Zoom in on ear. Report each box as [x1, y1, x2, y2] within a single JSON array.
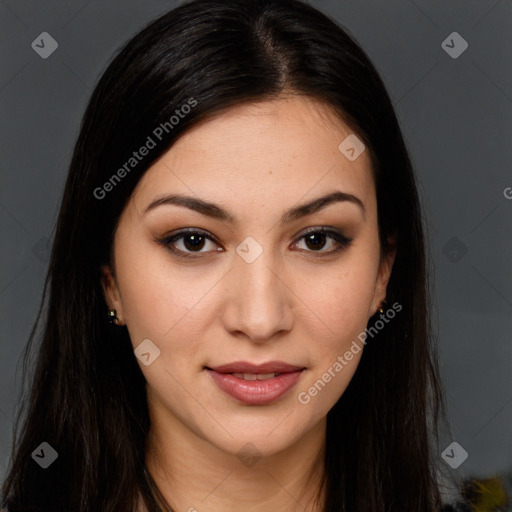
[[100, 264, 125, 325], [370, 236, 397, 316]]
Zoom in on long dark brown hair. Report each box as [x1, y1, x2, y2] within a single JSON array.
[[2, 0, 446, 510]]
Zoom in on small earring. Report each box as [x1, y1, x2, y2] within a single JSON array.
[[107, 308, 121, 326], [378, 299, 387, 314]]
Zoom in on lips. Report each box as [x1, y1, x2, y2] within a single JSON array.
[[205, 361, 305, 405], [208, 361, 304, 374]]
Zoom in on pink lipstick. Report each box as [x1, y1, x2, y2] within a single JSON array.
[[205, 361, 305, 405]]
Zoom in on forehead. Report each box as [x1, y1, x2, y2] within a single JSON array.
[[132, 95, 375, 214]]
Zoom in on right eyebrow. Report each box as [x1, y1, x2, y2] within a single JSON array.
[[144, 194, 234, 221]]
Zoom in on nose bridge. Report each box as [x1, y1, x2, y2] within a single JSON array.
[[222, 242, 293, 341], [239, 252, 277, 299]]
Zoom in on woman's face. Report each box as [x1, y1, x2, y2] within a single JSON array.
[[102, 95, 394, 458]]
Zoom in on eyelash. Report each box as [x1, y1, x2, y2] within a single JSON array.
[[157, 227, 353, 260]]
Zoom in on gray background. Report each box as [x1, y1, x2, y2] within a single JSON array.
[[1, 0, 511, 499]]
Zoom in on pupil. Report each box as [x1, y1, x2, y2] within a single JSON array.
[[184, 234, 205, 251], [305, 233, 326, 250]]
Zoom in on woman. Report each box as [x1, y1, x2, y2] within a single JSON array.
[[2, 0, 447, 510]]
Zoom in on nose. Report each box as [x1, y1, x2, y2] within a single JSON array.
[[220, 250, 294, 343]]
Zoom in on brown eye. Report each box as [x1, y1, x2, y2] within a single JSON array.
[[159, 229, 221, 258], [182, 233, 206, 251], [303, 232, 327, 251], [294, 228, 352, 255]]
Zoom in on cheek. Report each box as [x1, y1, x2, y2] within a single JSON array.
[[297, 253, 379, 347], [113, 237, 219, 351], [292, 250, 379, 408]]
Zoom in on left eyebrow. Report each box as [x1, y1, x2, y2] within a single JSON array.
[[143, 190, 365, 223], [281, 191, 365, 223]]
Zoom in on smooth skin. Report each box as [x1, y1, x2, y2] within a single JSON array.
[[102, 95, 395, 512]]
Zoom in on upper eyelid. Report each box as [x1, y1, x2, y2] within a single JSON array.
[[165, 228, 218, 244]]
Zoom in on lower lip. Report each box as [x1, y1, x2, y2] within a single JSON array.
[[206, 369, 304, 405]]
